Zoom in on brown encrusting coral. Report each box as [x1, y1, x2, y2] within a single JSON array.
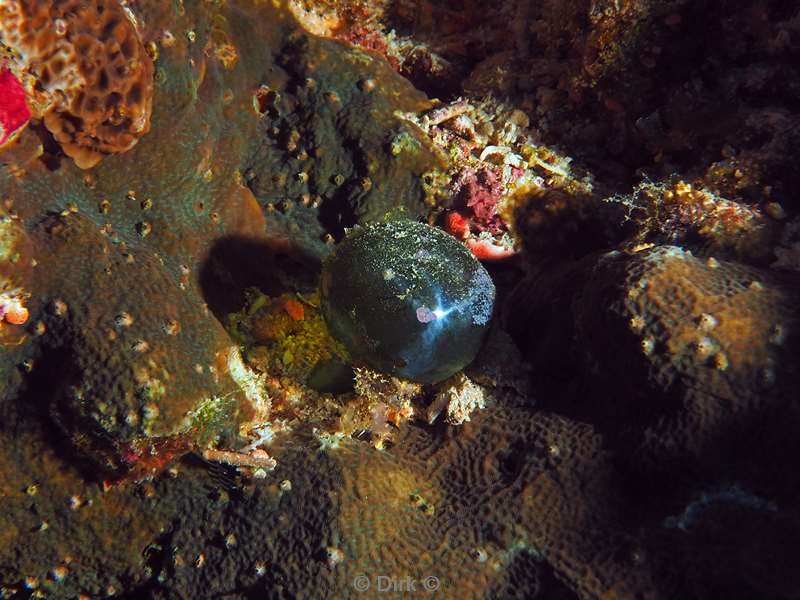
[[1, 0, 799, 598], [508, 246, 800, 437]]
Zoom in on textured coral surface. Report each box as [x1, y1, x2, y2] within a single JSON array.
[[0, 0, 155, 167], [1, 0, 799, 598]]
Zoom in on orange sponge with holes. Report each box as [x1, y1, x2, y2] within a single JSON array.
[[0, 0, 154, 168]]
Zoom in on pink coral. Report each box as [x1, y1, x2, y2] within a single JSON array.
[[0, 68, 29, 146], [443, 165, 517, 261], [454, 166, 503, 227]]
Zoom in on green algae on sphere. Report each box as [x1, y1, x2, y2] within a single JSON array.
[[320, 220, 496, 384]]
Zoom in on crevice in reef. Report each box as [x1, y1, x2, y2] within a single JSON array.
[[199, 236, 319, 324], [7, 345, 116, 482]]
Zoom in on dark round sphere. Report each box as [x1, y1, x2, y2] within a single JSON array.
[[320, 220, 496, 384]]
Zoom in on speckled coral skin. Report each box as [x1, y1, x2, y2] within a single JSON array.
[[0, 0, 437, 471], [4, 381, 799, 598], [26, 212, 247, 464], [0, 0, 503, 594], [42, 403, 667, 599], [508, 245, 800, 484]]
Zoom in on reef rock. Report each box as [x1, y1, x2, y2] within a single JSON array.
[[0, 0, 439, 472], [508, 245, 800, 472]]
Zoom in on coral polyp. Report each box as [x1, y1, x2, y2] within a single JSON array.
[[320, 220, 495, 383]]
